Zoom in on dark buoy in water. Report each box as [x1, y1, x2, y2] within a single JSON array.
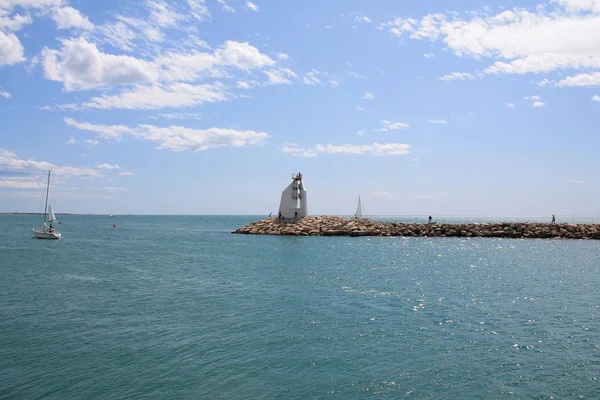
[[113, 224, 116, 228]]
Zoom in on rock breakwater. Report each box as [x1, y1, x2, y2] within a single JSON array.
[[233, 216, 600, 240]]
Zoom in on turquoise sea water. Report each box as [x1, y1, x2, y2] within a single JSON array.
[[1, 215, 600, 399]]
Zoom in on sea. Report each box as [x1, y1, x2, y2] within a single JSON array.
[[1, 214, 600, 399]]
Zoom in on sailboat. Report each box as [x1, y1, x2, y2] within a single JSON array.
[[33, 171, 61, 240], [354, 195, 368, 220]]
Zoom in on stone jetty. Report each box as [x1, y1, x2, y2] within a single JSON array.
[[233, 216, 600, 240]]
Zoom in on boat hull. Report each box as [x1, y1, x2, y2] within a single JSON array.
[[33, 229, 61, 240]]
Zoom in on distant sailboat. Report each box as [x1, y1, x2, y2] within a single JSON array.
[[33, 171, 61, 240], [354, 196, 367, 220]]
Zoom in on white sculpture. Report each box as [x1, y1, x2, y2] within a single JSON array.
[[278, 172, 307, 219]]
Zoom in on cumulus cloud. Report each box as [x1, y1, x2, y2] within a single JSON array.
[[593, 95, 600, 102], [72, 82, 228, 110], [245, 1, 259, 12], [51, 6, 94, 30], [375, 120, 409, 132], [363, 92, 375, 99], [264, 68, 296, 85], [379, 3, 600, 81], [506, 102, 515, 108], [65, 136, 76, 144], [41, 37, 276, 93], [217, 0, 235, 13], [0, 30, 25, 66], [282, 142, 411, 157], [440, 72, 476, 81], [557, 72, 600, 87], [42, 38, 159, 91], [65, 118, 270, 152], [96, 163, 121, 169], [0, 89, 11, 98], [303, 71, 322, 85], [0, 148, 100, 177]]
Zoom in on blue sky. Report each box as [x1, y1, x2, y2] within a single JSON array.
[[1, 0, 599, 216]]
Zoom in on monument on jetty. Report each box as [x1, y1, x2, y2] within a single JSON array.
[[278, 172, 307, 219], [232, 173, 600, 240]]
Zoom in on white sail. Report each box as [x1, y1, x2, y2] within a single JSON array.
[[355, 196, 363, 219], [48, 205, 57, 222]]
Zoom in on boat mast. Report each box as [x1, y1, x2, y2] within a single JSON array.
[[43, 170, 50, 224]]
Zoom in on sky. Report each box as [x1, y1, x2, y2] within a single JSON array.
[[1, 0, 600, 216]]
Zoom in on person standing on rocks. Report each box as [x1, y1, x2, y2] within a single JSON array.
[[428, 215, 432, 224], [294, 211, 298, 219], [551, 214, 556, 224]]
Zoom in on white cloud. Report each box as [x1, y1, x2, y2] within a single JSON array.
[[118, 171, 136, 176], [65, 136, 76, 145], [357, 130, 365, 136], [0, 30, 25, 66], [187, 0, 210, 20], [155, 112, 202, 119], [354, 106, 364, 111], [379, 4, 600, 81], [557, 72, 600, 87], [98, 21, 138, 51], [524, 95, 541, 101], [51, 6, 94, 30], [0, 9, 33, 31], [41, 38, 275, 92], [372, 190, 393, 197], [363, 92, 375, 99], [423, 53, 435, 59], [96, 163, 121, 169], [593, 95, 600, 102], [0, 180, 45, 189], [551, 0, 600, 13], [568, 179, 585, 184], [264, 68, 296, 85], [147, 0, 187, 27], [213, 40, 275, 70], [0, 148, 100, 177], [245, 1, 259, 12], [72, 82, 228, 110], [356, 16, 372, 23], [85, 139, 100, 145], [506, 102, 515, 108], [536, 78, 553, 87], [532, 101, 546, 107], [276, 52, 289, 60], [303, 71, 322, 85], [217, 0, 235, 13], [236, 81, 251, 89], [329, 79, 340, 88], [2, 0, 63, 9], [283, 142, 412, 157], [439, 72, 475, 81], [66, 118, 134, 139], [42, 38, 159, 91], [348, 71, 364, 79], [0, 90, 10, 98], [65, 118, 270, 152], [428, 119, 447, 124], [377, 120, 409, 131]]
